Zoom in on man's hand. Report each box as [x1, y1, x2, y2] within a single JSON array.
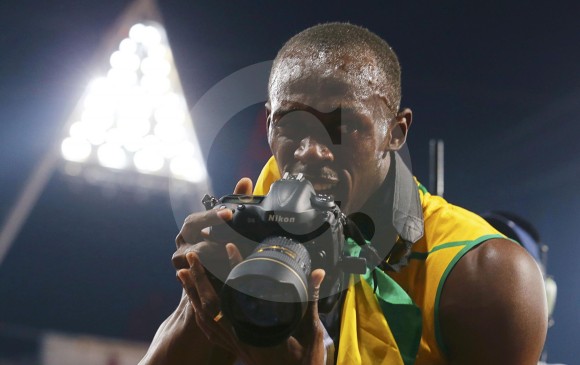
[[140, 178, 253, 365], [179, 247, 327, 365], [141, 177, 328, 365], [176, 177, 328, 364]]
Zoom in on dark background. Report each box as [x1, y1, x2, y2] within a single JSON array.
[[0, 0, 578, 363]]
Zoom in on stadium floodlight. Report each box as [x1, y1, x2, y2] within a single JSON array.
[[0, 0, 210, 267], [60, 20, 207, 186]]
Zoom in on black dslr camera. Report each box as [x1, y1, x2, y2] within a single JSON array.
[[203, 173, 366, 347]]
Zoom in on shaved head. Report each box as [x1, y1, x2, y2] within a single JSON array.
[[269, 22, 402, 114]]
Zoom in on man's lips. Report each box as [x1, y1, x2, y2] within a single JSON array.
[[310, 180, 339, 193], [288, 167, 343, 198], [301, 175, 340, 197]]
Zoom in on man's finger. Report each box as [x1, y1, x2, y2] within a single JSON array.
[[298, 269, 325, 330], [304, 269, 325, 331], [225, 243, 243, 269], [233, 177, 253, 195], [176, 208, 233, 247], [187, 252, 221, 317], [185, 252, 238, 348], [310, 269, 325, 303], [177, 269, 201, 311], [172, 240, 228, 270], [293, 268, 326, 347]]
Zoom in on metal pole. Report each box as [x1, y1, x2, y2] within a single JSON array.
[[0, 145, 59, 267], [429, 139, 444, 196]]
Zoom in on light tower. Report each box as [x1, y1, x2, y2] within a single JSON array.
[[0, 0, 209, 267]]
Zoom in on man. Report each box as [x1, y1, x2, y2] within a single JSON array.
[[140, 23, 547, 365]]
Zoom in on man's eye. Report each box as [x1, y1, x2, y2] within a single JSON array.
[[275, 121, 303, 139], [274, 114, 313, 138], [339, 120, 361, 134]]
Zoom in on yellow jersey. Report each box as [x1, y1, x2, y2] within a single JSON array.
[[254, 156, 503, 365]]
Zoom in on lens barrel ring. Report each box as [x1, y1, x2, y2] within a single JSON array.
[[220, 236, 312, 347]]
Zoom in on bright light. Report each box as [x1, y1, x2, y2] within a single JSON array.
[[61, 21, 207, 185], [110, 50, 140, 71], [141, 56, 171, 77], [104, 128, 125, 145], [87, 77, 109, 93], [80, 109, 114, 146], [70, 120, 109, 146], [154, 122, 185, 144], [141, 134, 162, 149], [158, 142, 178, 159], [129, 23, 147, 43], [176, 141, 195, 155], [153, 93, 185, 122], [147, 44, 169, 59], [81, 108, 115, 131], [117, 90, 152, 120], [142, 133, 176, 158], [141, 74, 170, 94], [69, 121, 88, 140], [97, 143, 127, 169], [83, 91, 116, 112], [107, 68, 138, 89], [87, 129, 107, 146], [170, 155, 206, 183], [121, 134, 144, 152], [117, 117, 151, 139], [142, 25, 162, 46], [119, 38, 137, 53], [160, 92, 186, 109], [61, 137, 92, 162], [134, 147, 165, 172], [154, 106, 184, 124]]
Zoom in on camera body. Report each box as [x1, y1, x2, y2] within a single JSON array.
[[203, 173, 365, 346], [205, 172, 345, 272]]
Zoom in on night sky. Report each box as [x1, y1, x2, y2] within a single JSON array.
[[0, 0, 578, 363]]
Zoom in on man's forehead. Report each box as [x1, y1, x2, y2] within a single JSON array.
[[269, 53, 384, 110]]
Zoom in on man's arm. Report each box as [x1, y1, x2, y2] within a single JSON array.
[[440, 238, 548, 365], [139, 180, 250, 365], [138, 213, 239, 365], [138, 290, 234, 365]]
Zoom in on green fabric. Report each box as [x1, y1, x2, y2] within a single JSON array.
[[417, 182, 428, 195], [409, 240, 488, 261], [345, 238, 422, 365], [365, 268, 422, 365]]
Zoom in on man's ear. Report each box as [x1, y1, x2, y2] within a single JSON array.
[[387, 108, 413, 151], [265, 101, 272, 129], [265, 102, 275, 152]]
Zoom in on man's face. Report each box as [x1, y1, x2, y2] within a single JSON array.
[[267, 53, 405, 214]]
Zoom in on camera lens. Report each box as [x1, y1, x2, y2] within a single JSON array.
[[220, 236, 311, 347], [230, 277, 296, 327]]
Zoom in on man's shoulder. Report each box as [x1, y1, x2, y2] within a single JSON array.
[[438, 237, 548, 364]]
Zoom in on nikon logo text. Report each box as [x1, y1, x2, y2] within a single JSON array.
[[268, 214, 296, 223]]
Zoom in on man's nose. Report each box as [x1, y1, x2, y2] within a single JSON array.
[[294, 136, 334, 162]]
